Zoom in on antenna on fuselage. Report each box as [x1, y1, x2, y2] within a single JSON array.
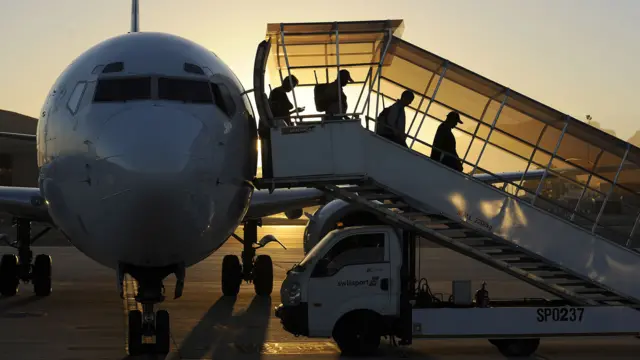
[[130, 0, 140, 33]]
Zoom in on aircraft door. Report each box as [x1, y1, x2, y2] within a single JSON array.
[[306, 232, 391, 337], [253, 39, 272, 128]]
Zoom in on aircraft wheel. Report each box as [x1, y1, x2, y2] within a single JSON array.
[[155, 310, 171, 354], [253, 255, 273, 296], [222, 255, 241, 296], [128, 310, 143, 356], [32, 254, 52, 297], [493, 338, 540, 357], [0, 254, 19, 297]]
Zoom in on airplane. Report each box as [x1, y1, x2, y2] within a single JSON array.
[[0, 1, 616, 356], [0, 0, 327, 355]]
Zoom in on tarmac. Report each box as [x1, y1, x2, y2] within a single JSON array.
[[1, 224, 639, 359]]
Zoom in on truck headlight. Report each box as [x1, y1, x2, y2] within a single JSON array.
[[286, 282, 301, 305]]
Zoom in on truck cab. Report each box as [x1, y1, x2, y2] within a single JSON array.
[[276, 225, 404, 354]]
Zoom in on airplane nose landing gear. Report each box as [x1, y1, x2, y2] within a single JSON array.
[[121, 262, 183, 355], [222, 219, 284, 297], [127, 305, 171, 355]]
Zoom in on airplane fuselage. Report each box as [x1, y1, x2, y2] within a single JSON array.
[[36, 32, 257, 269]]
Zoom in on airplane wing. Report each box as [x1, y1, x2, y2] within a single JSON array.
[[0, 132, 37, 142], [244, 188, 327, 219], [0, 185, 325, 225], [0, 186, 50, 223]]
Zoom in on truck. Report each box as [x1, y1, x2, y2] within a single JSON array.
[[275, 225, 640, 357]]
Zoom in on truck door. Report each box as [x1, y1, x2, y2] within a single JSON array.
[[306, 231, 391, 337]]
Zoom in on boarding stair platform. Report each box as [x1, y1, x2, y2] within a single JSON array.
[[252, 20, 640, 309]]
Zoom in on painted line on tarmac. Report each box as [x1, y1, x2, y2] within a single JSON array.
[[261, 341, 339, 355], [123, 274, 141, 313], [122, 274, 142, 353], [175, 341, 339, 359]]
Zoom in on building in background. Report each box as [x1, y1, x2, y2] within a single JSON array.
[[0, 109, 38, 187]]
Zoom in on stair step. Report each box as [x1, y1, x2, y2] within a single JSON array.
[[475, 244, 514, 251], [556, 282, 599, 288], [520, 266, 559, 272], [507, 262, 543, 268], [485, 253, 523, 260], [540, 273, 575, 280], [437, 229, 473, 237], [381, 202, 410, 209], [344, 185, 381, 192], [446, 223, 473, 230], [505, 258, 540, 264], [361, 193, 401, 200], [485, 252, 525, 260], [516, 261, 558, 271], [456, 238, 491, 246], [574, 289, 615, 295], [588, 295, 626, 301], [400, 212, 427, 218], [460, 237, 493, 241]]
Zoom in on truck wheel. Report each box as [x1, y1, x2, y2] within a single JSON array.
[[333, 312, 381, 356], [493, 338, 540, 357]]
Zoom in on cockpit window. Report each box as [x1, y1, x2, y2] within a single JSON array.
[[183, 63, 205, 75], [102, 62, 124, 74], [211, 83, 236, 117], [158, 78, 213, 104], [67, 82, 87, 114], [93, 77, 151, 102]]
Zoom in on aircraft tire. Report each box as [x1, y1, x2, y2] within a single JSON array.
[[222, 255, 241, 296], [127, 310, 143, 356], [155, 310, 171, 354], [253, 255, 273, 296], [32, 254, 52, 296], [0, 254, 19, 297]]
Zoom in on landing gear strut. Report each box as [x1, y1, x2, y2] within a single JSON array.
[[0, 218, 52, 297], [222, 219, 284, 297], [122, 263, 184, 356]]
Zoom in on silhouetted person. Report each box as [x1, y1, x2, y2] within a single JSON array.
[[431, 111, 464, 172], [321, 69, 354, 120], [268, 75, 304, 126], [261, 76, 303, 178], [375, 90, 415, 147]]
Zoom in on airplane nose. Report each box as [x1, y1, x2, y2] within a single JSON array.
[[93, 105, 219, 266], [97, 106, 212, 173]]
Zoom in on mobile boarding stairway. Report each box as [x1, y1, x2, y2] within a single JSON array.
[[253, 20, 640, 310]]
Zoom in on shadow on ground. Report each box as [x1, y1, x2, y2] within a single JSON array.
[[168, 295, 271, 360]]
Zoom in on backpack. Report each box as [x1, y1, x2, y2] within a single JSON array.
[[375, 106, 394, 137], [313, 83, 331, 112]]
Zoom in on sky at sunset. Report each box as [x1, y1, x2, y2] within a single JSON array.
[[1, 0, 639, 141]]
